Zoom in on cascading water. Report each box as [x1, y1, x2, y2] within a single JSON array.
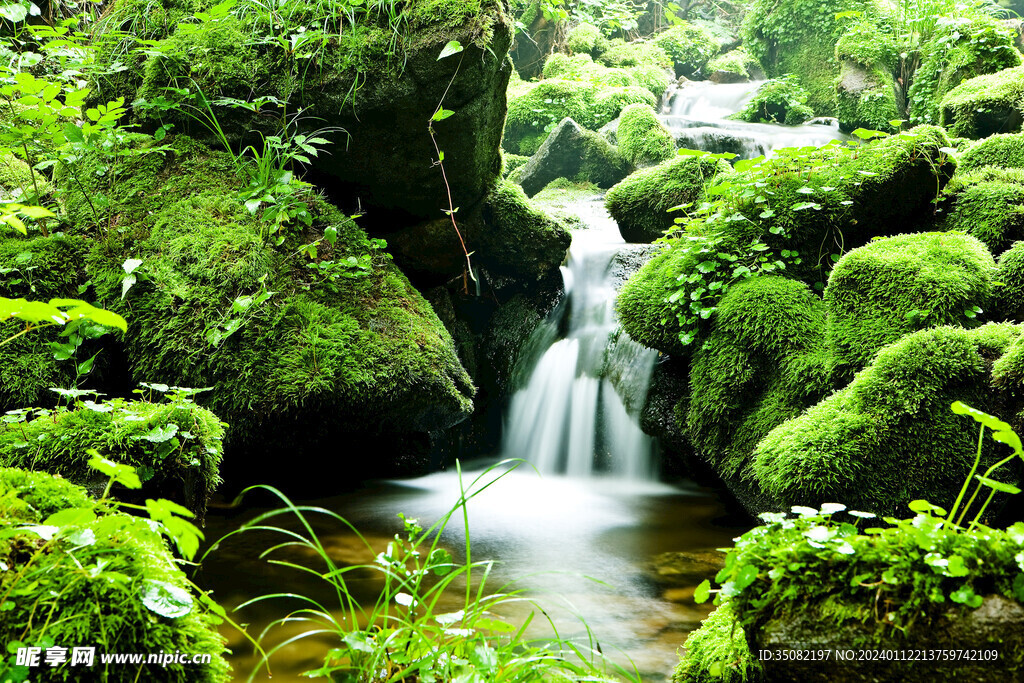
[[502, 197, 658, 479], [660, 80, 847, 157]]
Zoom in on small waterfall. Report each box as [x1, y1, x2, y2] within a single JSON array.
[[503, 199, 657, 479], [660, 80, 847, 158]]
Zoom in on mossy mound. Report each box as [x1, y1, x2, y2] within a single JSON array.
[[652, 22, 721, 79], [502, 152, 531, 178], [743, 0, 872, 114], [63, 135, 473, 455], [706, 48, 761, 83], [909, 16, 1022, 128], [958, 132, 1024, 172], [942, 168, 1024, 255], [616, 103, 675, 167], [994, 240, 1024, 321], [618, 127, 956, 356], [517, 117, 632, 196], [542, 51, 669, 100], [835, 21, 898, 71], [0, 234, 91, 408], [0, 467, 231, 682], [731, 77, 814, 125], [597, 39, 673, 71], [566, 22, 604, 57], [95, 0, 513, 222], [0, 398, 223, 520], [673, 603, 760, 683], [940, 66, 1024, 139], [824, 233, 996, 377], [753, 323, 1022, 515], [834, 23, 900, 134], [605, 153, 731, 243], [687, 276, 831, 483]]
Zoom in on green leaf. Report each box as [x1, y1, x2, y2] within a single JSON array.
[[951, 401, 1013, 432], [908, 499, 946, 516], [432, 108, 455, 122], [43, 507, 96, 527], [141, 579, 193, 618], [142, 423, 179, 444], [87, 452, 141, 489], [975, 475, 1021, 495], [437, 40, 463, 60], [694, 579, 711, 603]]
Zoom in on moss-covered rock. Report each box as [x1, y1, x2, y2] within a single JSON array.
[[598, 38, 673, 71], [0, 467, 232, 682], [731, 77, 814, 125], [0, 234, 90, 408], [958, 132, 1024, 172], [504, 79, 599, 155], [753, 323, 1022, 515], [502, 152, 530, 178], [616, 103, 676, 167], [706, 47, 762, 83], [743, 0, 871, 114], [517, 117, 632, 196], [605, 153, 731, 243], [835, 21, 899, 72], [941, 167, 1024, 255], [62, 135, 473, 460], [540, 51, 669, 99], [97, 0, 514, 222], [0, 398, 223, 520], [673, 603, 761, 683], [824, 233, 996, 377], [653, 22, 721, 79], [566, 22, 603, 56], [910, 16, 1022, 128], [994, 240, 1024, 321], [834, 23, 900, 134], [940, 66, 1024, 139]]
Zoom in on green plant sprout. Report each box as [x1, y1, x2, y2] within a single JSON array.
[[1, 296, 126, 346]]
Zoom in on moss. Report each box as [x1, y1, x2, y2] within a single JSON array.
[[592, 86, 658, 128], [743, 0, 870, 115], [502, 152, 531, 178], [835, 71, 900, 133], [63, 135, 473, 449], [597, 39, 672, 71], [673, 603, 762, 683], [517, 118, 632, 195], [706, 48, 760, 80], [824, 232, 995, 377], [909, 16, 1022, 128], [835, 21, 899, 71], [616, 103, 675, 167], [0, 468, 231, 683], [941, 173, 1024, 255], [687, 276, 830, 481], [994, 240, 1024, 321], [629, 62, 673, 98], [752, 323, 1023, 515], [957, 132, 1024, 172], [0, 399, 223, 520], [566, 22, 601, 56], [504, 79, 598, 155], [605, 154, 731, 243], [731, 77, 814, 125], [0, 234, 90, 409], [616, 245, 684, 353], [940, 65, 1024, 139], [478, 179, 571, 279], [653, 22, 721, 79], [0, 151, 52, 202]]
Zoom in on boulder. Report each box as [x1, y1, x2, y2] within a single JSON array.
[[616, 103, 676, 166], [958, 132, 1024, 172], [706, 47, 763, 83], [732, 77, 815, 125], [516, 118, 632, 196], [941, 167, 1024, 256], [835, 62, 900, 133], [941, 66, 1024, 138], [652, 22, 721, 79]]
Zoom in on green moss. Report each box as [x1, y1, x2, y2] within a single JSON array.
[[942, 172, 1024, 255], [616, 103, 675, 167], [994, 240, 1024, 320], [502, 152, 531, 178], [605, 154, 731, 243], [616, 245, 684, 353], [63, 135, 473, 447], [504, 79, 598, 155], [0, 399, 223, 519], [517, 118, 632, 195], [836, 71, 900, 133], [0, 234, 90, 409], [909, 16, 1022, 127], [687, 276, 830, 480], [0, 468, 231, 683], [706, 48, 760, 80], [597, 39, 672, 71], [629, 62, 673, 98], [567, 22, 601, 56], [479, 179, 571, 279], [592, 86, 658, 127], [940, 65, 1024, 139], [0, 151, 51, 202], [673, 603, 762, 683], [957, 132, 1024, 172], [824, 232, 995, 377], [835, 21, 899, 71], [731, 77, 814, 125], [653, 22, 721, 79], [752, 323, 1022, 515]]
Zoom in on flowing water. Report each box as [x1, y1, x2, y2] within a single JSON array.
[[660, 80, 847, 158], [195, 81, 817, 682]]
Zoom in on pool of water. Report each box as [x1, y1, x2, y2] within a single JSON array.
[[196, 463, 749, 682]]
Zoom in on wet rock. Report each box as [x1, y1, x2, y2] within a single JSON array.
[[651, 550, 726, 586], [517, 117, 633, 197]]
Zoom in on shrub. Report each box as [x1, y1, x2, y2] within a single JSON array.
[[653, 22, 720, 78], [731, 77, 814, 125]]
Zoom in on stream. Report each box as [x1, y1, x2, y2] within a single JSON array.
[[196, 79, 819, 682]]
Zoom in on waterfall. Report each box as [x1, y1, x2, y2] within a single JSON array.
[[502, 198, 657, 479], [659, 80, 847, 158]]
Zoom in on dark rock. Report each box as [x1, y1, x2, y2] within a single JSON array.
[[517, 118, 633, 197]]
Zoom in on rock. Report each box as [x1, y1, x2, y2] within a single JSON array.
[[517, 118, 633, 196], [609, 243, 663, 290], [835, 62, 900, 133], [941, 66, 1024, 138], [706, 47, 764, 83], [941, 167, 1024, 256], [617, 103, 677, 167], [651, 550, 726, 586], [757, 595, 1024, 683], [732, 77, 815, 125], [605, 154, 731, 243], [958, 132, 1024, 172]]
